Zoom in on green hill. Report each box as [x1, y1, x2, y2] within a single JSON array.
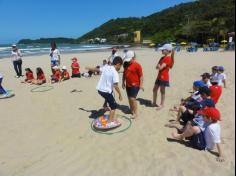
[[78, 0, 235, 44]]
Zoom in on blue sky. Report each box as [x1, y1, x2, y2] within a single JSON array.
[[0, 0, 193, 44]]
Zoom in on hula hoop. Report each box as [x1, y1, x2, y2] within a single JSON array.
[[91, 114, 132, 135], [0, 90, 15, 99], [31, 86, 54, 93]]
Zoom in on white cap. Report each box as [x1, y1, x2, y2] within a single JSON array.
[[52, 66, 59, 70], [158, 44, 173, 51], [12, 44, 17, 47], [62, 66, 67, 70], [123, 50, 135, 62]]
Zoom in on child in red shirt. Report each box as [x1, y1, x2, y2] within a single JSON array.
[[61, 66, 70, 81], [210, 78, 222, 104], [51, 66, 61, 83], [153, 44, 174, 110], [24, 68, 34, 83], [71, 57, 81, 78], [122, 51, 144, 119], [32, 67, 46, 85]]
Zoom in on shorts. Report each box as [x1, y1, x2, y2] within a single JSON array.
[[51, 60, 59, 67], [181, 110, 195, 125], [98, 91, 117, 110], [155, 79, 170, 87], [190, 131, 206, 150], [71, 73, 81, 78], [126, 87, 140, 98]]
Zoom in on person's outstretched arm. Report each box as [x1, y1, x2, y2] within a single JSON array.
[[85, 66, 100, 73]]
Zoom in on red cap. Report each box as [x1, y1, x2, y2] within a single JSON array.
[[198, 107, 221, 121], [71, 57, 78, 61]]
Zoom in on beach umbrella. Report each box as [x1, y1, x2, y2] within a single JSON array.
[[221, 40, 228, 43], [180, 42, 187, 45]]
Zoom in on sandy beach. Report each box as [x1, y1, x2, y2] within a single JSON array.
[[0, 48, 235, 176]]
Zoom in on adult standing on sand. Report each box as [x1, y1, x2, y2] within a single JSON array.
[[152, 44, 174, 110], [107, 47, 119, 64], [50, 41, 61, 68], [11, 44, 23, 78]]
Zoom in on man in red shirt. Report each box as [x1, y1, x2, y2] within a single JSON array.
[[122, 51, 144, 119], [153, 44, 174, 110], [210, 77, 222, 104]]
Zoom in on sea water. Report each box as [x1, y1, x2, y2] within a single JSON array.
[[0, 44, 114, 59]]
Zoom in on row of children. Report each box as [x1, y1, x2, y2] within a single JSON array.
[[165, 66, 227, 162], [22, 57, 81, 85]]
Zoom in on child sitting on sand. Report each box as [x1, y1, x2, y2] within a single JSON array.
[[61, 66, 70, 81], [209, 77, 222, 104], [51, 66, 61, 83], [71, 57, 81, 78], [168, 81, 205, 125], [32, 67, 46, 85], [200, 73, 212, 88], [23, 68, 34, 83], [217, 66, 227, 88], [171, 107, 224, 162]]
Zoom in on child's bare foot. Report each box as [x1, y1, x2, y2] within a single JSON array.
[[169, 106, 178, 112], [171, 132, 183, 140], [130, 114, 138, 119], [152, 103, 158, 107], [156, 105, 164, 111], [165, 123, 178, 128], [103, 106, 111, 112]]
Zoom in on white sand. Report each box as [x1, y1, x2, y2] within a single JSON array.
[[0, 49, 235, 176]]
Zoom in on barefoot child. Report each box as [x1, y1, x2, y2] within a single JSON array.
[[61, 66, 70, 81], [122, 51, 144, 119], [71, 57, 81, 78], [32, 67, 46, 85], [86, 56, 123, 121], [171, 107, 225, 162], [51, 66, 61, 83], [23, 68, 34, 83], [153, 44, 174, 110]]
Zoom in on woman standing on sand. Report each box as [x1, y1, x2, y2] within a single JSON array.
[[11, 44, 23, 78], [49, 41, 61, 68]]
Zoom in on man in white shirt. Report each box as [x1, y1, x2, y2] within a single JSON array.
[[11, 44, 23, 78], [86, 56, 123, 121]]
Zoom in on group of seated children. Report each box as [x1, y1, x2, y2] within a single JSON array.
[[24, 67, 46, 85], [23, 57, 82, 84], [166, 66, 227, 162]]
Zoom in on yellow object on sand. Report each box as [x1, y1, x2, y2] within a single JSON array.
[[180, 42, 187, 45]]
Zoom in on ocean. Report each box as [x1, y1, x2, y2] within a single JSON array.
[[0, 44, 117, 59]]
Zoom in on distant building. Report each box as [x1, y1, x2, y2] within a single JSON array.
[[134, 31, 141, 44]]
